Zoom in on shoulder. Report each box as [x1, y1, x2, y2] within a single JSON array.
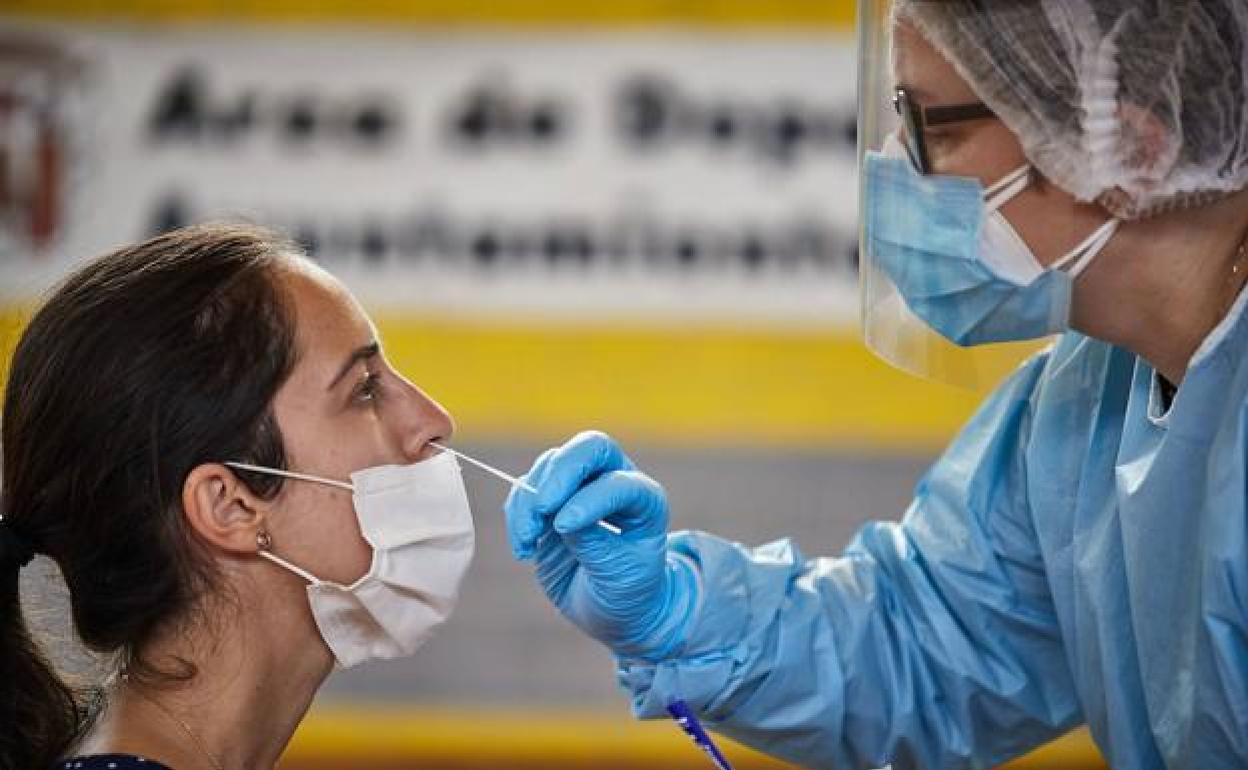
[[55, 756, 174, 770]]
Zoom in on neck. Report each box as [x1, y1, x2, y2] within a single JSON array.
[[1071, 190, 1248, 384], [76, 569, 332, 769]]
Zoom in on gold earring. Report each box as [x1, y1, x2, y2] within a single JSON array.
[[256, 530, 272, 551]]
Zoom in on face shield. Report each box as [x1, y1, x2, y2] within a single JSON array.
[[856, 0, 1053, 388]]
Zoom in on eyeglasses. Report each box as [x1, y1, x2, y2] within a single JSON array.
[[892, 87, 995, 174]]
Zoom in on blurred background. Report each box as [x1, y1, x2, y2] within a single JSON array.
[[1, 1, 1104, 768]]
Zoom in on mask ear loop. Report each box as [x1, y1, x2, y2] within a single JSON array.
[[224, 461, 355, 492], [256, 530, 325, 585], [982, 162, 1119, 281], [1051, 218, 1120, 278], [256, 544, 324, 586], [984, 164, 1032, 211], [223, 462, 355, 586]]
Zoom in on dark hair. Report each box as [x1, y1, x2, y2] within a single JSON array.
[[0, 223, 301, 768]]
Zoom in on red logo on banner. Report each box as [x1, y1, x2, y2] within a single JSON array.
[[0, 35, 85, 256]]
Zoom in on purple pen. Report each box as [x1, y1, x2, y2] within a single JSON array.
[[666, 699, 736, 770]]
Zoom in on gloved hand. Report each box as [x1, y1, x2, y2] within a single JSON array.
[[505, 431, 699, 660]]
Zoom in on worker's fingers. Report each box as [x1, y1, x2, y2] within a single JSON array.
[[552, 470, 668, 539], [509, 431, 636, 557], [506, 432, 638, 559], [533, 431, 636, 514], [504, 446, 557, 560]]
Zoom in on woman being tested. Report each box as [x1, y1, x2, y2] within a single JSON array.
[[0, 224, 475, 769], [505, 1, 1248, 768]]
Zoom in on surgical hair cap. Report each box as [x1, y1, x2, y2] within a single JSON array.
[[898, 0, 1248, 220]]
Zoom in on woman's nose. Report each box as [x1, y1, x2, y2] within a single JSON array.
[[393, 378, 455, 462]]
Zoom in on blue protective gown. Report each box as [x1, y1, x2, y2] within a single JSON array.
[[617, 291, 1248, 770]]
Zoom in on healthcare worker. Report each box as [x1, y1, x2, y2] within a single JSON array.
[[505, 1, 1248, 768]]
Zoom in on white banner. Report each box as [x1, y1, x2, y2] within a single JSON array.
[[0, 22, 860, 325]]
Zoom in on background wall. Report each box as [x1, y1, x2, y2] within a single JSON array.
[[2, 2, 1103, 768]]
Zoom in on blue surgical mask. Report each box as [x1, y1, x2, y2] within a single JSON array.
[[863, 135, 1119, 346]]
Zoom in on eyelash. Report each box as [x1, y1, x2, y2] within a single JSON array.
[[354, 371, 382, 404]]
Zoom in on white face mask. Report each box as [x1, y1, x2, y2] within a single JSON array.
[[226, 450, 475, 668], [979, 161, 1120, 286]]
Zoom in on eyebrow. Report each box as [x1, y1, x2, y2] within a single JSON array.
[[328, 341, 380, 390]]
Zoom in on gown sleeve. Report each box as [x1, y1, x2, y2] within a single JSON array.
[[616, 351, 1082, 769]]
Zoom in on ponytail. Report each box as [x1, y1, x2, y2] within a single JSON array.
[[0, 524, 79, 770], [0, 224, 301, 768]]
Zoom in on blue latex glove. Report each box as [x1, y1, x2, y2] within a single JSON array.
[[505, 431, 699, 660]]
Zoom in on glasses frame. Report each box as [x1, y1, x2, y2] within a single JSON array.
[[892, 87, 995, 174]]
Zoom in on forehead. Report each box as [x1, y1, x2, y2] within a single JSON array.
[[281, 262, 375, 364], [891, 18, 979, 103]]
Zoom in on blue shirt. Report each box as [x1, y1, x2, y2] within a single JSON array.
[[618, 290, 1248, 769]]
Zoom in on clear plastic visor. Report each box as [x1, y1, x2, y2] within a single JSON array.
[[856, 0, 1048, 389]]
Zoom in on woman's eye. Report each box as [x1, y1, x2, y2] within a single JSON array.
[[354, 372, 382, 403]]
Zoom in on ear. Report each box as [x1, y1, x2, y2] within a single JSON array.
[[1117, 102, 1177, 183], [182, 463, 269, 555]]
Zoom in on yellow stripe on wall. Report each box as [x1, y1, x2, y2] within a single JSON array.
[[286, 706, 792, 767], [370, 313, 1036, 450], [0, 309, 24, 403], [371, 314, 1007, 450], [284, 706, 1106, 769], [1, 307, 1024, 450], [369, 313, 1003, 449], [4, 0, 855, 26]]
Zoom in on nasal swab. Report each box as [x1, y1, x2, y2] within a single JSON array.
[[430, 441, 537, 493], [430, 442, 622, 535], [428, 445, 722, 770], [431, 442, 720, 767]]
